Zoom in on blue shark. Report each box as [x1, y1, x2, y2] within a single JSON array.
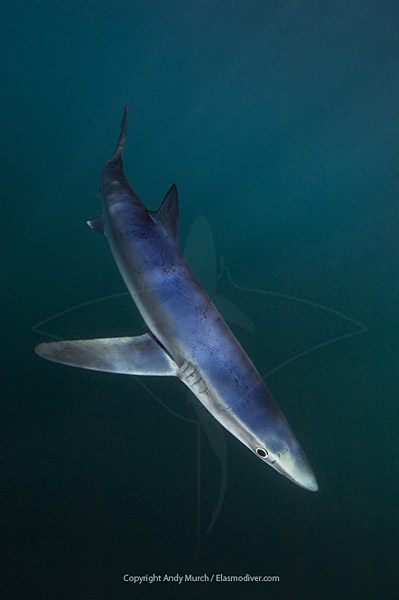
[[35, 106, 318, 492]]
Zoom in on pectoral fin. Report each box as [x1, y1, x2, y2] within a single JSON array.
[[35, 333, 178, 376]]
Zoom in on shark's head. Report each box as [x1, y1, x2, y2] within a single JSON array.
[[207, 370, 319, 492], [227, 386, 318, 492], [248, 427, 318, 492]]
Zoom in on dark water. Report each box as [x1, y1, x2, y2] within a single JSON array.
[[2, 1, 398, 598]]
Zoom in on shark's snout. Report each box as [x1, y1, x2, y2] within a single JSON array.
[[271, 449, 318, 492]]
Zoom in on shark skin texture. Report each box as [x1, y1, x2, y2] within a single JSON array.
[[35, 106, 318, 492]]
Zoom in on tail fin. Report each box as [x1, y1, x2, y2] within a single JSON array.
[[108, 105, 129, 164]]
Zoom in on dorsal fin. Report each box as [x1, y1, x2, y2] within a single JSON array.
[[150, 184, 179, 244]]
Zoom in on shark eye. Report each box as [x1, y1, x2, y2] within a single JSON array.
[[256, 447, 268, 458]]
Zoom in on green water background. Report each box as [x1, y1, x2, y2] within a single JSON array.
[[2, 1, 398, 598]]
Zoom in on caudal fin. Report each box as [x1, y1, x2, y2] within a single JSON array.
[[108, 105, 129, 164]]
